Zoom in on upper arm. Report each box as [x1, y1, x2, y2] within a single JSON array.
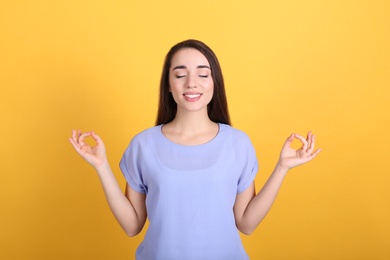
[[124, 183, 147, 232], [233, 181, 256, 232]]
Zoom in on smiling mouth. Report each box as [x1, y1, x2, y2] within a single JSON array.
[[183, 94, 202, 98]]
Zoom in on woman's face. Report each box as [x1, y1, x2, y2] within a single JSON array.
[[169, 48, 214, 114]]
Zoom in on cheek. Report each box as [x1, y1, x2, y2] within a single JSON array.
[[206, 80, 214, 92], [168, 78, 176, 92], [169, 77, 181, 90]]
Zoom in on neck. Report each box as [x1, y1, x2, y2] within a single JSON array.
[[162, 109, 219, 145], [170, 109, 214, 133]]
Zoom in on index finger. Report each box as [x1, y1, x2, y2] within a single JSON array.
[[294, 134, 308, 150]]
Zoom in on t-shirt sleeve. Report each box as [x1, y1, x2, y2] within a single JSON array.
[[236, 133, 259, 194], [119, 137, 147, 194]]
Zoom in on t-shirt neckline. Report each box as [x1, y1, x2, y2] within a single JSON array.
[[159, 123, 222, 147]]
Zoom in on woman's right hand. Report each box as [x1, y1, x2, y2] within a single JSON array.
[[68, 130, 108, 169]]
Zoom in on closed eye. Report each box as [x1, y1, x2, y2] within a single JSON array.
[[176, 75, 186, 78], [199, 75, 209, 78]]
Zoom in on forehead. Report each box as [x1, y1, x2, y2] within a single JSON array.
[[170, 48, 210, 67]]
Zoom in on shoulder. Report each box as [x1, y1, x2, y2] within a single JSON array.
[[219, 124, 253, 144], [132, 125, 161, 141], [218, 124, 257, 158], [123, 125, 162, 150]]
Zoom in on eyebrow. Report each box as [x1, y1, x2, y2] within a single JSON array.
[[172, 65, 211, 70]]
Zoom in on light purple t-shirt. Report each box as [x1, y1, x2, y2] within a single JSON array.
[[120, 123, 258, 260]]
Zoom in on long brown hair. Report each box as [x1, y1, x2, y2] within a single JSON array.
[[155, 39, 231, 126]]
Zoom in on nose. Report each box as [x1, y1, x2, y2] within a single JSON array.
[[187, 73, 197, 88]]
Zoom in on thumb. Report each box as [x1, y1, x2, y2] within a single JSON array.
[[91, 131, 105, 147], [282, 134, 295, 149]]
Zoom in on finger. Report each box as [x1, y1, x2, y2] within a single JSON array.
[[78, 131, 90, 141], [68, 137, 77, 149], [72, 130, 78, 144], [306, 132, 312, 150], [310, 148, 322, 158], [68, 136, 83, 154], [91, 131, 99, 141], [294, 134, 308, 150], [74, 130, 83, 146], [78, 132, 91, 147], [307, 132, 315, 154], [91, 131, 104, 147], [282, 134, 295, 149], [71, 130, 83, 149]]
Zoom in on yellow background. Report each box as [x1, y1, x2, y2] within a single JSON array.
[[1, 0, 389, 259]]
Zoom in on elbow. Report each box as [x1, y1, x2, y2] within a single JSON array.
[[237, 223, 255, 236], [125, 227, 142, 237], [126, 232, 139, 237], [123, 224, 143, 237], [120, 217, 146, 237], [241, 230, 254, 236], [239, 227, 254, 236]]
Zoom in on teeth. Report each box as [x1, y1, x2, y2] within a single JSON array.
[[185, 94, 201, 98]]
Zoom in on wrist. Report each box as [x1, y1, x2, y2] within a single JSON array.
[[274, 162, 289, 176], [95, 160, 111, 174]]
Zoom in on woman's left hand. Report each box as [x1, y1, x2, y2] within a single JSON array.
[[277, 132, 322, 171]]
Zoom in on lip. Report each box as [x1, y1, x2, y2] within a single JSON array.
[[183, 92, 202, 102]]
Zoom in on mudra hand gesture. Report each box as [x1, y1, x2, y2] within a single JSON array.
[[68, 130, 107, 169], [277, 132, 322, 171]]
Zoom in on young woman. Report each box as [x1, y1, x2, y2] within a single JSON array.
[[69, 39, 321, 259]]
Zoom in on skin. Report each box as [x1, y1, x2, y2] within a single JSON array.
[[169, 48, 214, 113], [69, 130, 147, 236], [162, 48, 218, 145], [69, 48, 321, 237]]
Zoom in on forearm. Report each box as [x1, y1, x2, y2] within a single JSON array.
[[239, 165, 288, 234], [95, 162, 143, 236]]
